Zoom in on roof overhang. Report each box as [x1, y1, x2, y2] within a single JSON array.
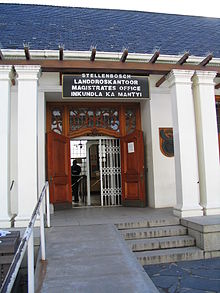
[[1, 49, 220, 86]]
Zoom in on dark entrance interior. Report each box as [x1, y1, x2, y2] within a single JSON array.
[[70, 140, 101, 207]]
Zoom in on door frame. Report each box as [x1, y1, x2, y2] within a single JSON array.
[[46, 102, 146, 207], [71, 136, 119, 206]]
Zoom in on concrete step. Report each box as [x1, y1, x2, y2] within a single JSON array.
[[121, 225, 187, 240], [136, 246, 204, 265], [127, 235, 195, 252], [116, 216, 180, 230]]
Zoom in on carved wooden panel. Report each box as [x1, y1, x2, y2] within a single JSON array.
[[69, 108, 120, 133], [47, 102, 141, 138]]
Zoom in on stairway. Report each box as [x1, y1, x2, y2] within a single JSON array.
[[116, 216, 204, 265]]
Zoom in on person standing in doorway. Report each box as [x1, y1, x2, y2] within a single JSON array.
[[71, 159, 81, 202]]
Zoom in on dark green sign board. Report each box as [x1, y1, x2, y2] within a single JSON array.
[[62, 73, 149, 99]]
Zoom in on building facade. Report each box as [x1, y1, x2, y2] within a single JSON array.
[[0, 4, 220, 227]]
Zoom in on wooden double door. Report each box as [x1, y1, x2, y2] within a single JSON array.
[[47, 130, 146, 207], [46, 96, 220, 208], [47, 131, 72, 204]]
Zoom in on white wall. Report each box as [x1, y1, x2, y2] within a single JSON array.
[[38, 72, 60, 194], [39, 72, 60, 88], [141, 75, 176, 208], [38, 90, 46, 193], [37, 72, 60, 193], [141, 99, 155, 206], [9, 71, 178, 216]]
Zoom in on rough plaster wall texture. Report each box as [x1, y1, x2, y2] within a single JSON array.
[[140, 99, 155, 207]]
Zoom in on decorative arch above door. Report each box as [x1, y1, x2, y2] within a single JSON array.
[[46, 102, 141, 138]]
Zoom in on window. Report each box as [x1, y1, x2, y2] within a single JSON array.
[[47, 102, 141, 138], [125, 108, 136, 135], [50, 107, 63, 134]]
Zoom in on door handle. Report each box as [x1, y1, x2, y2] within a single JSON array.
[[49, 176, 53, 183]]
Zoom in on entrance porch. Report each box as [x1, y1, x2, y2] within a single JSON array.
[[50, 206, 173, 226], [1, 63, 220, 228]]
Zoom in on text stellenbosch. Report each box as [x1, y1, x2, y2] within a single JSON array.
[[62, 73, 149, 99]]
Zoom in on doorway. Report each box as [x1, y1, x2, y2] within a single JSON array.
[[46, 102, 146, 208], [70, 137, 122, 207]]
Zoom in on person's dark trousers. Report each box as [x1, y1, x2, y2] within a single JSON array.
[[72, 181, 79, 202]]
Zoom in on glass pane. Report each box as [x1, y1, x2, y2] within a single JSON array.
[[69, 109, 94, 131], [51, 109, 62, 134], [125, 108, 136, 134], [88, 110, 94, 127], [110, 110, 120, 131], [70, 140, 87, 176]]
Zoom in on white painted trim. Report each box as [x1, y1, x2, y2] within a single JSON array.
[[2, 49, 220, 65], [15, 65, 41, 80]]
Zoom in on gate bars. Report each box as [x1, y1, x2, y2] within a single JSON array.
[[99, 138, 121, 206]]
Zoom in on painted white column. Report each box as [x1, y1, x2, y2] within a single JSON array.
[[14, 65, 41, 227], [192, 71, 220, 215], [166, 70, 203, 217], [0, 66, 13, 228]]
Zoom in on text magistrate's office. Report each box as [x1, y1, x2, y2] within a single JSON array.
[[0, 4, 220, 227]]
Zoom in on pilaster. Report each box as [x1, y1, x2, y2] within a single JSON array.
[[192, 71, 220, 215], [0, 66, 13, 228], [14, 65, 41, 227], [166, 69, 203, 217]]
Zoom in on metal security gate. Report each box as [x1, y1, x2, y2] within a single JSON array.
[[99, 138, 121, 206]]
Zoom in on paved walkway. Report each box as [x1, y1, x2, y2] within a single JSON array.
[[144, 257, 220, 293], [36, 209, 160, 293], [35, 207, 220, 293], [36, 224, 158, 293]]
